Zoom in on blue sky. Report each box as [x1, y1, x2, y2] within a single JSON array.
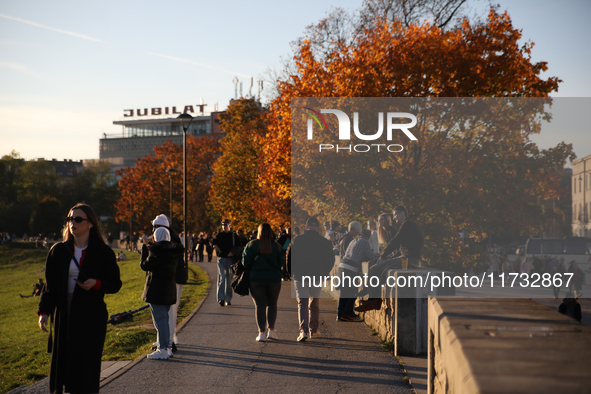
[[1, 0, 590, 162]]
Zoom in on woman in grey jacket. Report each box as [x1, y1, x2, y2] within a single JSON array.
[[141, 227, 184, 359]]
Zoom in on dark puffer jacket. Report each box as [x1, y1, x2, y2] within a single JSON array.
[[140, 241, 184, 305]]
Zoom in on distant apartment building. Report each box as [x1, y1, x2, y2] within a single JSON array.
[[42, 158, 84, 176], [99, 103, 225, 173], [572, 153, 591, 236]]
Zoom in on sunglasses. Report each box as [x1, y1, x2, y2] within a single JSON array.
[[65, 216, 89, 223]]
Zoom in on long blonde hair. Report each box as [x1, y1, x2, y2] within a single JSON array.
[[377, 213, 392, 245]]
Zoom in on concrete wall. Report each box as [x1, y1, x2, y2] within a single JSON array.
[[354, 263, 455, 356], [428, 298, 591, 394]]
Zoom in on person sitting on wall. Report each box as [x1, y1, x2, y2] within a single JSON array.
[[559, 292, 582, 323]]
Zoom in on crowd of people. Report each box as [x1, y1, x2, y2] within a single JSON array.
[[1, 232, 13, 245], [31, 201, 587, 392], [1, 232, 58, 248], [240, 205, 425, 341]]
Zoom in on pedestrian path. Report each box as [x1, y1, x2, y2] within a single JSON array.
[[99, 262, 412, 393], [11, 262, 415, 394]]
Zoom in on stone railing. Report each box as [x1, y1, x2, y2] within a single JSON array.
[[327, 257, 454, 356], [428, 298, 591, 394], [357, 266, 454, 356]]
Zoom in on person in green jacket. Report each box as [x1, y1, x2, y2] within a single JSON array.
[[242, 223, 284, 342]]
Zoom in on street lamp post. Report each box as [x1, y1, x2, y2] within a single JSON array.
[[177, 113, 194, 276], [165, 168, 179, 228], [129, 195, 133, 252]]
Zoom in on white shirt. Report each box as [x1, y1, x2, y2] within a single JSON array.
[[67, 245, 87, 294]]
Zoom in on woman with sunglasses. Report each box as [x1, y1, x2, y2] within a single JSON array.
[[37, 203, 122, 394]]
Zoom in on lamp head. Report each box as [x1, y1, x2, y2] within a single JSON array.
[[177, 113, 193, 130]]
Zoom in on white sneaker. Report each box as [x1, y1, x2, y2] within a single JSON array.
[[310, 331, 320, 338], [147, 349, 170, 360], [267, 329, 278, 340], [256, 332, 266, 342], [297, 332, 308, 342], [167, 348, 173, 358]]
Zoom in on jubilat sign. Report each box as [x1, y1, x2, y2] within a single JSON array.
[[123, 104, 207, 117]]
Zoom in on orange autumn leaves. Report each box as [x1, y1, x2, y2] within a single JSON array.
[[114, 135, 220, 232], [115, 7, 573, 264]]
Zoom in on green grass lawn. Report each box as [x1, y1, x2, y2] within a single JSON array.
[[0, 243, 209, 394]]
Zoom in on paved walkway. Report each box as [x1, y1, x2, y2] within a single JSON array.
[[15, 261, 412, 393], [98, 261, 412, 393]]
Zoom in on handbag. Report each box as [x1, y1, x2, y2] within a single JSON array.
[[231, 254, 259, 297]]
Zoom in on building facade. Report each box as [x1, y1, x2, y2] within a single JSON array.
[[99, 111, 224, 173], [572, 154, 591, 236]]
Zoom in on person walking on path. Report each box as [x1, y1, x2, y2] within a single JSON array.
[[195, 232, 206, 262], [206, 233, 214, 262], [568, 260, 585, 299], [150, 214, 186, 351], [242, 223, 284, 341], [141, 227, 184, 360], [356, 206, 424, 313], [289, 216, 335, 341], [277, 226, 292, 280], [38, 203, 122, 394], [213, 219, 242, 306]]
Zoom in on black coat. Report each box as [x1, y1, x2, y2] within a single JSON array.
[[38, 238, 122, 394], [167, 229, 188, 285], [140, 241, 184, 305], [196, 237, 206, 251], [289, 229, 335, 281]]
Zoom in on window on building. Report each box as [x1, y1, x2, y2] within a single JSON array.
[[574, 205, 577, 221], [574, 178, 577, 194]]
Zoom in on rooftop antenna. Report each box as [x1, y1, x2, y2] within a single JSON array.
[[248, 77, 253, 98], [240, 81, 243, 98], [258, 80, 264, 100], [199, 97, 205, 115], [233, 77, 239, 99]]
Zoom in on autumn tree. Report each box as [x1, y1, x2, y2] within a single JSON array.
[[264, 8, 573, 270], [209, 99, 289, 232], [115, 135, 221, 235]]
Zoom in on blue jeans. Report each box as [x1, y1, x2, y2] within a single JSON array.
[[217, 257, 234, 303], [150, 304, 170, 350]]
